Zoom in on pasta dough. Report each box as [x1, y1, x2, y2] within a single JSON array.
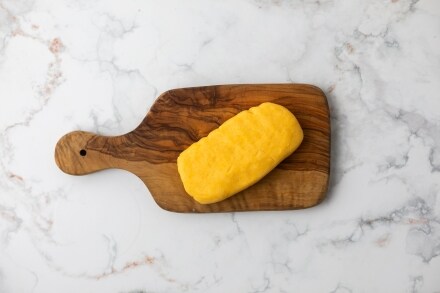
[[177, 102, 303, 204]]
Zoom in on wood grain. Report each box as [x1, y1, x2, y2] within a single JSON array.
[[54, 84, 330, 212]]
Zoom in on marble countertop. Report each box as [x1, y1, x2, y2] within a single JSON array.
[[1, 0, 439, 292]]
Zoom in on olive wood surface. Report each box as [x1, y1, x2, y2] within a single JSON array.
[[55, 84, 330, 212]]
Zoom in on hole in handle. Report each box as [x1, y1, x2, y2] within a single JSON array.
[[79, 149, 87, 156]]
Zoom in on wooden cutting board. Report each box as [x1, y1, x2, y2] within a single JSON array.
[[55, 84, 330, 213]]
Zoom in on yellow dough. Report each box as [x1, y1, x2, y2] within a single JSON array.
[[177, 102, 304, 204]]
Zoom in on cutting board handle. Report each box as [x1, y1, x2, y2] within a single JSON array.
[[55, 131, 126, 175]]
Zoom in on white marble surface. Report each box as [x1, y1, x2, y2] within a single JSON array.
[[1, 0, 439, 292]]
